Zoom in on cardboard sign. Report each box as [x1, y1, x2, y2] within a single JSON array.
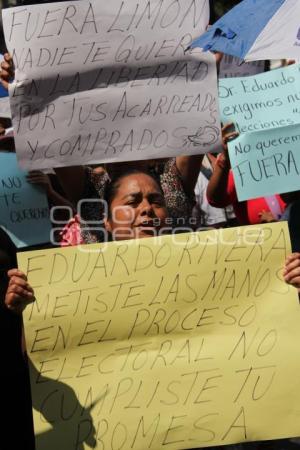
[[3, 0, 222, 170], [19, 223, 300, 449], [0, 152, 51, 247]]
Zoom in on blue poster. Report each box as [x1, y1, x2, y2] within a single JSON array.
[[0, 152, 51, 247], [228, 124, 300, 201], [219, 63, 300, 133]]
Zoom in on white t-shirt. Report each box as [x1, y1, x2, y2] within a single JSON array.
[[194, 155, 235, 226]]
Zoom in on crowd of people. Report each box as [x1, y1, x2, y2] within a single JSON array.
[[1, 1, 300, 450]]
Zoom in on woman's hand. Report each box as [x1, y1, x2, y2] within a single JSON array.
[[216, 123, 239, 169], [283, 253, 300, 293], [5, 269, 35, 314], [258, 210, 276, 223], [0, 53, 14, 90]]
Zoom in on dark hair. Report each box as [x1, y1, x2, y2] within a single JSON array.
[[104, 168, 163, 218]]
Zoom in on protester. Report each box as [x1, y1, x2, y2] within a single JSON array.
[[4, 168, 300, 450], [206, 124, 286, 225], [57, 155, 201, 245], [0, 228, 35, 449], [5, 168, 168, 311], [5, 166, 300, 306], [1, 7, 300, 449]]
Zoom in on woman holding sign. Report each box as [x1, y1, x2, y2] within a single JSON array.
[[0, 228, 35, 449], [5, 168, 168, 310], [2, 53, 300, 450], [4, 168, 300, 450], [206, 124, 286, 225], [6, 166, 300, 306]]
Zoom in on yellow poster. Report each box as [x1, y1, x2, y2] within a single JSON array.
[[18, 223, 300, 450]]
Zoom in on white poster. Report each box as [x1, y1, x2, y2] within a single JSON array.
[[2, 0, 221, 170]]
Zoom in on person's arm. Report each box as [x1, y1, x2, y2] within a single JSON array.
[[206, 123, 239, 207], [175, 155, 204, 196], [206, 151, 231, 206], [54, 166, 86, 206], [5, 269, 35, 314], [26, 171, 75, 210]]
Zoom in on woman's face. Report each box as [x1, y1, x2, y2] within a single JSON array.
[[105, 173, 168, 240]]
